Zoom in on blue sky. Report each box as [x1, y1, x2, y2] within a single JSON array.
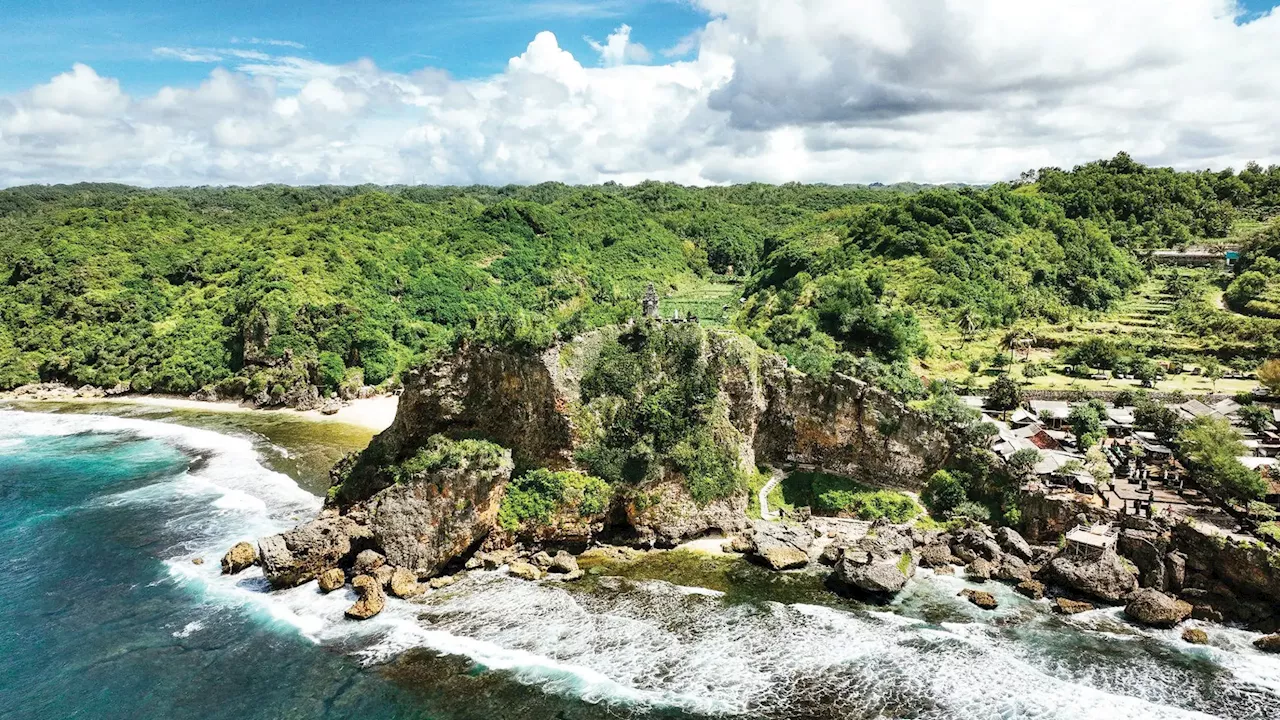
[[3, 1, 1280, 187], [0, 0, 710, 94]]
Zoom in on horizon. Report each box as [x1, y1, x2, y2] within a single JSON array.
[[3, 1, 1280, 188]]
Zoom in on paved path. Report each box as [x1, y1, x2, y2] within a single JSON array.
[[758, 469, 784, 520]]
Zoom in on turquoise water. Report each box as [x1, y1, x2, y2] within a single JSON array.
[[2, 409, 1279, 720]]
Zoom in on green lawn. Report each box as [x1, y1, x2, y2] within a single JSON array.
[[659, 279, 744, 327]]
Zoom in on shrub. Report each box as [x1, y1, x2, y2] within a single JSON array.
[[395, 435, 506, 481], [499, 468, 613, 531], [317, 351, 345, 394], [950, 501, 992, 522]]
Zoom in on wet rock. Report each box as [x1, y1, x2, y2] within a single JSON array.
[[1043, 550, 1137, 603], [221, 541, 258, 575], [509, 561, 541, 580], [531, 551, 554, 569], [996, 527, 1034, 561], [428, 574, 459, 590], [258, 515, 366, 589], [548, 551, 579, 574], [934, 564, 955, 575], [317, 568, 346, 592], [389, 567, 424, 598], [1164, 552, 1186, 593], [345, 574, 385, 620], [1124, 589, 1193, 627], [1191, 605, 1224, 623], [191, 557, 204, 566], [749, 521, 813, 571], [966, 557, 993, 582], [372, 564, 395, 589], [1181, 628, 1209, 645], [819, 543, 845, 566], [952, 528, 1003, 563], [1054, 598, 1095, 615], [1253, 634, 1280, 653], [353, 549, 386, 576], [960, 589, 998, 610], [1015, 580, 1045, 600], [996, 555, 1032, 583], [919, 543, 956, 568]]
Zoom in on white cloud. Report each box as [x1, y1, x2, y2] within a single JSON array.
[[586, 24, 652, 66], [231, 36, 306, 49], [4, 1, 1280, 187]]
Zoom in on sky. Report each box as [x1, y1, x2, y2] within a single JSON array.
[[2, 0, 1279, 187]]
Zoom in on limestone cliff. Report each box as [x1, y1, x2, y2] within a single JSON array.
[[335, 324, 952, 547]]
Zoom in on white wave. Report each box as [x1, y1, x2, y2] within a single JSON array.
[[172, 621, 204, 638]]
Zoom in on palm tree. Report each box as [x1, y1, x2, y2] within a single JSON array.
[[959, 308, 979, 342]]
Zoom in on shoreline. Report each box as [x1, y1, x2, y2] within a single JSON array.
[[0, 392, 400, 432]]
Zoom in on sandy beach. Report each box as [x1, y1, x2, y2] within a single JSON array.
[[1, 393, 400, 432]]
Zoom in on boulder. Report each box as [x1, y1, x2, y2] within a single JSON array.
[[919, 543, 956, 568], [353, 549, 386, 576], [1015, 580, 1045, 600], [1043, 550, 1138, 603], [1254, 634, 1280, 653], [191, 557, 204, 566], [624, 474, 750, 547], [531, 551, 554, 569], [317, 568, 346, 592], [345, 575, 385, 620], [819, 543, 845, 565], [372, 564, 396, 589], [1118, 529, 1168, 590], [960, 589, 998, 610], [258, 515, 366, 589], [749, 521, 813, 571], [996, 555, 1033, 583], [1181, 628, 1209, 645], [389, 567, 424, 598], [1054, 598, 1095, 615], [428, 574, 459, 590], [833, 525, 916, 596], [1124, 589, 1193, 627], [509, 561, 541, 580], [952, 528, 1003, 563], [220, 541, 258, 575], [996, 527, 1034, 561], [934, 564, 955, 575], [548, 551, 579, 574], [966, 558, 993, 582]]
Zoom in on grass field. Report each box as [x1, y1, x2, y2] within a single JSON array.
[[660, 279, 744, 327]]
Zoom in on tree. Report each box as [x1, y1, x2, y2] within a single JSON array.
[[317, 351, 345, 394], [1134, 359, 1160, 388], [1007, 448, 1041, 482], [922, 470, 967, 515], [1203, 361, 1223, 391], [1067, 399, 1107, 448], [1239, 403, 1273, 433], [1259, 359, 1280, 395], [1176, 416, 1264, 503], [986, 374, 1024, 411]]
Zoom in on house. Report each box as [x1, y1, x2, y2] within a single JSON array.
[[1030, 400, 1072, 429], [1009, 408, 1039, 426], [1104, 406, 1136, 437], [1133, 431, 1174, 461]]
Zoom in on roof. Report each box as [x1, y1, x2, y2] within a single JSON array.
[[1030, 400, 1071, 419], [1066, 524, 1117, 549], [1105, 407, 1136, 426], [1237, 456, 1279, 471], [1010, 408, 1039, 425], [961, 395, 987, 409], [1034, 450, 1085, 475], [1134, 431, 1173, 454]]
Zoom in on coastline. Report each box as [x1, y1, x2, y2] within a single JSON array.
[[0, 392, 399, 433]]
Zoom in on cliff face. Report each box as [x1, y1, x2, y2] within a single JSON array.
[[342, 326, 952, 546]]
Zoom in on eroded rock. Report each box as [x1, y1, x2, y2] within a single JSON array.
[[345, 575, 385, 620], [221, 541, 257, 575], [1124, 589, 1192, 627], [1181, 628, 1209, 645], [509, 561, 541, 580], [317, 568, 346, 592], [960, 589, 998, 609], [750, 521, 813, 571], [1043, 550, 1137, 603], [1054, 598, 1095, 615], [389, 567, 424, 598], [257, 515, 366, 589]]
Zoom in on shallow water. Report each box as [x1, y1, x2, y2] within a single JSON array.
[[1, 408, 1278, 720]]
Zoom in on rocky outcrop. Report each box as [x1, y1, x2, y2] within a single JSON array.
[[388, 567, 424, 598], [1124, 589, 1192, 627], [1018, 489, 1116, 544], [345, 575, 385, 619], [1054, 598, 1094, 614], [1172, 522, 1280, 632], [221, 541, 257, 575], [748, 520, 813, 570], [367, 452, 513, 577], [1118, 528, 1169, 591], [623, 475, 750, 548], [960, 589, 998, 609], [317, 568, 346, 592], [1042, 550, 1138, 603], [832, 524, 916, 596], [1182, 628, 1208, 644], [258, 515, 369, 589], [996, 527, 1033, 561], [1016, 580, 1045, 599], [1255, 634, 1280, 653]]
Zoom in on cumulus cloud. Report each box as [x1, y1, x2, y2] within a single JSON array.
[[3, 0, 1280, 187]]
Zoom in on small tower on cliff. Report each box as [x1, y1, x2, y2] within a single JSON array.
[[642, 282, 660, 319]]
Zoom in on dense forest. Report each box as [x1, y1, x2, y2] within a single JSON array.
[[2, 153, 1279, 404]]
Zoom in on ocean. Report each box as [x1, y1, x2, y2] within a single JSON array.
[[1, 408, 1278, 720]]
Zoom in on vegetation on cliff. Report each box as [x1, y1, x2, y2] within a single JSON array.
[[574, 322, 749, 505], [498, 468, 612, 532]]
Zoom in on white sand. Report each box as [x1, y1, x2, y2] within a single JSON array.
[[5, 393, 400, 432]]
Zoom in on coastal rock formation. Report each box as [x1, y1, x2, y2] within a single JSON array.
[[366, 452, 513, 577], [220, 541, 257, 575], [1182, 628, 1209, 645], [548, 551, 579, 575], [749, 520, 814, 570], [345, 575, 385, 620], [1015, 580, 1046, 600], [257, 515, 368, 589], [1018, 489, 1115, 544], [833, 525, 916, 596], [1124, 589, 1192, 627], [1254, 634, 1280, 653], [1171, 522, 1280, 632], [623, 475, 749, 548], [996, 527, 1034, 561], [317, 568, 346, 592], [1054, 598, 1095, 615], [919, 543, 956, 568], [509, 562, 541, 580], [960, 589, 998, 609], [388, 567, 424, 598], [1043, 549, 1137, 603]]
